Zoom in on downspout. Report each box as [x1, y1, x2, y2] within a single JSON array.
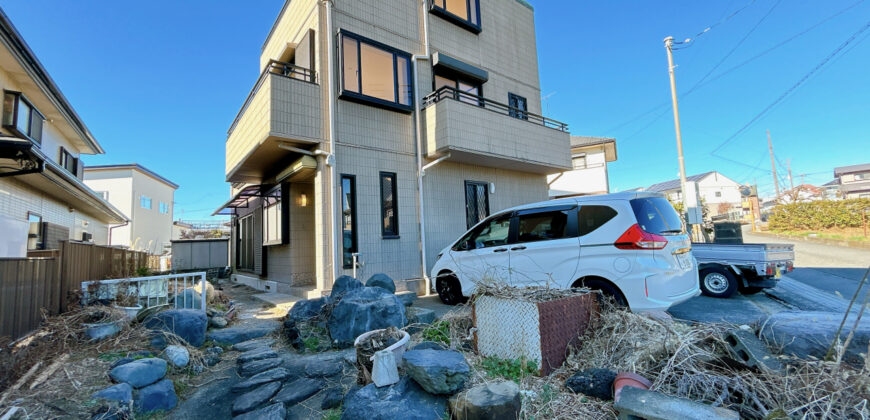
[[414, 0, 432, 295], [322, 0, 339, 286], [108, 220, 129, 245]]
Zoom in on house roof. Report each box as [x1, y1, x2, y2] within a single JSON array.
[[646, 171, 717, 193], [84, 164, 179, 189], [822, 179, 839, 186], [0, 9, 103, 154], [834, 163, 870, 176], [570, 136, 617, 161]]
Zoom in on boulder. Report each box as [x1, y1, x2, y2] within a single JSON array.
[[449, 380, 521, 420], [396, 291, 418, 307], [209, 316, 228, 329], [614, 387, 739, 420], [135, 379, 178, 412], [92, 383, 133, 405], [233, 338, 275, 352], [237, 347, 278, 364], [208, 321, 281, 346], [164, 345, 190, 368], [342, 377, 447, 420], [272, 377, 323, 406], [330, 275, 363, 300], [174, 289, 205, 310], [232, 367, 293, 393], [760, 311, 870, 367], [205, 346, 224, 356], [320, 387, 344, 410], [407, 307, 436, 325], [145, 309, 208, 347], [232, 402, 286, 420], [109, 358, 167, 388], [110, 357, 135, 370], [565, 368, 617, 400], [327, 287, 406, 347], [238, 357, 283, 377], [286, 297, 328, 324], [412, 341, 447, 351], [366, 273, 396, 294], [402, 349, 470, 395], [304, 358, 344, 378], [232, 381, 282, 415]]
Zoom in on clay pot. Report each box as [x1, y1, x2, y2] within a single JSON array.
[[613, 372, 652, 402]]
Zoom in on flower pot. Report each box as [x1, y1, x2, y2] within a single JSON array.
[[354, 329, 410, 362], [114, 304, 143, 321], [354, 329, 410, 385], [613, 372, 652, 402], [82, 319, 125, 341]]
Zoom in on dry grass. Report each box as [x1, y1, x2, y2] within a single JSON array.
[[473, 282, 592, 303]]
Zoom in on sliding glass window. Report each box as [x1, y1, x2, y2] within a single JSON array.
[[431, 0, 481, 33], [340, 175, 358, 269], [340, 31, 413, 111]]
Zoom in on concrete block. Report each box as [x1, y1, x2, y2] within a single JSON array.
[[614, 387, 739, 420], [724, 329, 783, 373]]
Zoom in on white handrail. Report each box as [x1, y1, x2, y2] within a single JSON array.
[[81, 271, 207, 313]]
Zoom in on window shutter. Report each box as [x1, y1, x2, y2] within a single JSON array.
[[252, 204, 266, 276]]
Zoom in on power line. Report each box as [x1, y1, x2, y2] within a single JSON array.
[[710, 19, 870, 155], [673, 0, 760, 47]]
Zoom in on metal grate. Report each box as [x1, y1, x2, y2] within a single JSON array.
[[465, 181, 489, 229]]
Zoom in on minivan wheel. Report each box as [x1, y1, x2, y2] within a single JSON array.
[[575, 278, 628, 308], [699, 267, 738, 298], [436, 274, 465, 305]]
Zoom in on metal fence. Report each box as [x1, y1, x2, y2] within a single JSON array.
[[80, 272, 207, 313]]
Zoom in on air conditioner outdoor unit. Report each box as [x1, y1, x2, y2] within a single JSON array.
[[81, 232, 93, 242]]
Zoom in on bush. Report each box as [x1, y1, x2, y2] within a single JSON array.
[[768, 199, 870, 231]]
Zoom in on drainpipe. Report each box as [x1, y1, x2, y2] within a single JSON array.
[[413, 0, 433, 295], [322, 0, 339, 286], [108, 220, 129, 245]]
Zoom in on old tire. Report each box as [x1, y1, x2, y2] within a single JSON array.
[[740, 286, 765, 295], [436, 274, 465, 305], [699, 267, 738, 298]]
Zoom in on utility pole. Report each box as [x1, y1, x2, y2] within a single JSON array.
[[767, 129, 780, 200], [664, 37, 690, 215]]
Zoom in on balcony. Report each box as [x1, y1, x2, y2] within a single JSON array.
[[420, 87, 570, 174], [226, 60, 321, 183]]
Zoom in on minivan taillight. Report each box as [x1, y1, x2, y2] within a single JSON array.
[[614, 224, 668, 250]]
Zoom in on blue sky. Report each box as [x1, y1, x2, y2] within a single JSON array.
[[3, 1, 869, 220]]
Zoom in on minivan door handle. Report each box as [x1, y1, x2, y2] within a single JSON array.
[[493, 248, 508, 253], [511, 246, 527, 251]]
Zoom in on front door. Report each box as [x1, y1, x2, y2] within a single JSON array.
[[508, 206, 580, 288], [451, 213, 513, 287]]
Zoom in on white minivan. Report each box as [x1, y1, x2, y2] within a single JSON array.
[[430, 192, 700, 311]]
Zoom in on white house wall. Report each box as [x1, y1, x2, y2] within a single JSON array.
[[547, 146, 609, 195]]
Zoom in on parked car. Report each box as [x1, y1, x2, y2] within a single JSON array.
[[692, 242, 794, 298], [431, 192, 700, 311]]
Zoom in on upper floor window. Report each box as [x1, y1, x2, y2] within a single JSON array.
[[2, 91, 44, 144], [856, 173, 867, 181], [59, 147, 77, 175], [140, 195, 152, 209], [159, 201, 170, 214], [435, 75, 481, 106], [340, 31, 413, 112], [508, 93, 527, 120], [571, 153, 587, 169], [430, 0, 481, 33]]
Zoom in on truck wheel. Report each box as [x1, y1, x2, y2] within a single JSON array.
[[740, 286, 765, 295], [699, 267, 738, 298]]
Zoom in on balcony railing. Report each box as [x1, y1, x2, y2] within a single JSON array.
[[422, 86, 568, 132], [228, 60, 317, 136]]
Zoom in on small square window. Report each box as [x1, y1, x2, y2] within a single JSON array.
[[140, 196, 152, 209], [572, 154, 587, 169]]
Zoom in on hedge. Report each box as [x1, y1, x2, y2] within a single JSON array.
[[768, 199, 870, 231]]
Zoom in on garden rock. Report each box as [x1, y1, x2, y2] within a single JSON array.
[[109, 358, 167, 388], [342, 377, 447, 420], [144, 309, 208, 347], [232, 402, 286, 420], [110, 357, 134, 369], [396, 291, 418, 307], [164, 345, 190, 368], [760, 311, 870, 367], [286, 297, 327, 324], [327, 286, 406, 347], [231, 381, 282, 415], [366, 273, 396, 293], [92, 383, 133, 405], [449, 380, 521, 420], [209, 316, 228, 328], [272, 377, 323, 406], [238, 357, 283, 377], [321, 387, 344, 410], [565, 368, 617, 400], [233, 338, 275, 352], [208, 321, 280, 346], [412, 341, 447, 351], [237, 347, 278, 364], [174, 288, 205, 309], [304, 358, 344, 378], [232, 367, 293, 393], [135, 379, 178, 412], [402, 349, 470, 395], [330, 275, 363, 300], [407, 307, 436, 325], [614, 387, 739, 420]]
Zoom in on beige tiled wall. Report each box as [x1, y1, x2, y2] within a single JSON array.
[[266, 182, 316, 286], [261, 0, 320, 70]]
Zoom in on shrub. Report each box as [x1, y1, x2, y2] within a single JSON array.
[[421, 320, 450, 345], [768, 199, 870, 231]]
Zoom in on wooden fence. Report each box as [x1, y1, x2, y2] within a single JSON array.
[[0, 241, 158, 341]]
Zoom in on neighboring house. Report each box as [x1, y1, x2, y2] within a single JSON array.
[[214, 0, 571, 297], [172, 221, 193, 240], [83, 164, 178, 254], [833, 163, 870, 199], [0, 9, 126, 256], [547, 136, 617, 198], [646, 171, 742, 217], [821, 180, 842, 200], [780, 184, 823, 203]]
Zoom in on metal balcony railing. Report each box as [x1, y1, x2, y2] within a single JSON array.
[[422, 86, 569, 132], [228, 60, 317, 136]]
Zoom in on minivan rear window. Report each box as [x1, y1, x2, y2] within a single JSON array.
[[630, 197, 684, 235]]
